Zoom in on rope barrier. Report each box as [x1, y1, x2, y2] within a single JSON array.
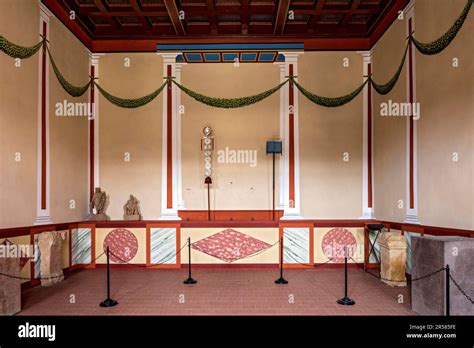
[[108, 242, 188, 267], [0, 251, 106, 282], [449, 274, 474, 304], [350, 256, 445, 283]]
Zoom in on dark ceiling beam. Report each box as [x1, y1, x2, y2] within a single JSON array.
[[93, 0, 119, 28], [307, 0, 325, 30], [241, 0, 250, 34], [84, 11, 169, 16], [341, 0, 362, 25], [129, 0, 152, 30], [274, 0, 291, 35], [297, 8, 380, 15], [164, 0, 186, 35], [205, 0, 218, 35]]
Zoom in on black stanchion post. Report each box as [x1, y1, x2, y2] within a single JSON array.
[[272, 152, 275, 221], [275, 237, 288, 284], [445, 264, 450, 316], [184, 237, 197, 284], [337, 246, 355, 306], [100, 246, 118, 307]]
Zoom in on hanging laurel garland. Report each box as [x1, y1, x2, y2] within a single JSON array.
[[0, 35, 44, 59], [47, 47, 92, 97], [292, 77, 368, 107], [94, 80, 168, 108], [172, 79, 288, 108], [370, 42, 409, 95], [411, 0, 472, 55]]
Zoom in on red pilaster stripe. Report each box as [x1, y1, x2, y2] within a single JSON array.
[[288, 64, 295, 208], [408, 19, 415, 209], [89, 65, 95, 201], [367, 63, 373, 208], [40, 21, 47, 210], [166, 65, 173, 209]]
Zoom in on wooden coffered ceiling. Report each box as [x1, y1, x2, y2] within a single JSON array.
[[41, 0, 409, 52]]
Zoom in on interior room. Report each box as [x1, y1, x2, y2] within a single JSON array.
[[0, 0, 473, 323]]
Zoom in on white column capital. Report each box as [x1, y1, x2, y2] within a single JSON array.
[[39, 2, 52, 22], [88, 52, 105, 66], [280, 51, 304, 62], [175, 61, 187, 71], [157, 52, 180, 64], [405, 0, 415, 18], [357, 50, 373, 63]]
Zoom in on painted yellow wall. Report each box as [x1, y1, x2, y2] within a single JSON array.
[[48, 16, 89, 223], [180, 63, 280, 210], [415, 0, 474, 229], [0, 0, 39, 228], [372, 15, 407, 222], [99, 54, 163, 220], [0, 0, 89, 228], [299, 52, 363, 218], [1, 0, 472, 231]]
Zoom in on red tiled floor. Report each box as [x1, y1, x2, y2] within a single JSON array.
[[18, 268, 415, 315]]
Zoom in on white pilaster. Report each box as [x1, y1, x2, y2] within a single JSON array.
[[157, 53, 182, 220], [274, 61, 286, 210], [87, 52, 105, 212], [280, 52, 303, 220], [35, 3, 52, 225], [404, 0, 420, 224], [358, 50, 375, 219], [175, 62, 186, 210]]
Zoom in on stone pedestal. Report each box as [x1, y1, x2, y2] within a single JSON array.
[[37, 231, 67, 286], [412, 236, 474, 315], [0, 256, 21, 315], [124, 214, 140, 221], [89, 213, 107, 221], [379, 232, 407, 287]]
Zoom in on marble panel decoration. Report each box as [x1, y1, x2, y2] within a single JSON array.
[[411, 235, 474, 315], [321, 228, 357, 263], [404, 231, 415, 274], [71, 228, 91, 265], [283, 228, 310, 264], [192, 229, 271, 263], [103, 229, 138, 263], [34, 234, 41, 279], [150, 228, 177, 264]]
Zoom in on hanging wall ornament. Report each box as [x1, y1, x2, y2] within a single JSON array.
[[201, 126, 215, 183]]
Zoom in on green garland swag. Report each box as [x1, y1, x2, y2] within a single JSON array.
[[411, 0, 472, 55], [0, 0, 471, 109], [94, 80, 167, 108], [0, 35, 43, 59], [172, 79, 288, 108], [292, 77, 368, 107], [371, 42, 409, 95], [47, 47, 91, 97]]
